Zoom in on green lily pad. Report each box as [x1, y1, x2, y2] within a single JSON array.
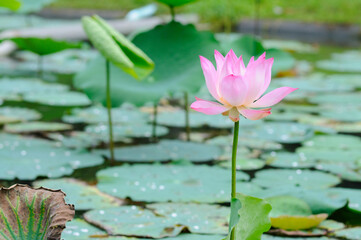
[[75, 21, 221, 106], [309, 93, 361, 105], [262, 39, 316, 53], [334, 227, 361, 240], [303, 134, 361, 149], [326, 188, 361, 213], [148, 202, 229, 234], [271, 77, 354, 93], [0, 184, 74, 239], [96, 164, 254, 203], [253, 187, 347, 215], [239, 122, 314, 144], [157, 109, 261, 129], [33, 178, 121, 211], [62, 105, 148, 125], [219, 158, 266, 171], [85, 123, 169, 139], [298, 115, 361, 133], [207, 135, 282, 151], [95, 140, 222, 163], [84, 206, 184, 237], [252, 169, 340, 189], [296, 147, 361, 163], [9, 37, 82, 56], [319, 105, 361, 122], [318, 220, 345, 231], [0, 78, 68, 95], [47, 132, 103, 149], [263, 152, 315, 169], [4, 121, 72, 133], [316, 163, 361, 182], [267, 196, 312, 218], [23, 92, 91, 107], [0, 133, 104, 180], [0, 107, 41, 124], [325, 74, 361, 89], [317, 51, 361, 73], [262, 236, 335, 240], [63, 219, 107, 239], [266, 196, 328, 230]]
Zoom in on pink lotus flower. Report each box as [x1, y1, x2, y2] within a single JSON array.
[[190, 50, 298, 122]]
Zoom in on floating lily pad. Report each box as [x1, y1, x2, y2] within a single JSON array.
[[23, 92, 91, 107], [262, 236, 335, 240], [267, 196, 312, 218], [219, 158, 266, 171], [33, 178, 121, 211], [95, 140, 222, 163], [253, 187, 347, 215], [207, 135, 282, 151], [326, 188, 361, 213], [63, 105, 148, 125], [316, 163, 361, 182], [97, 164, 254, 203], [334, 227, 361, 240], [148, 203, 229, 234], [0, 78, 68, 95], [47, 132, 103, 149], [303, 135, 361, 149], [325, 74, 361, 89], [298, 115, 361, 133], [270, 214, 328, 231], [266, 195, 327, 230], [317, 51, 361, 73], [318, 220, 345, 231], [309, 93, 361, 105], [4, 121, 72, 133], [252, 169, 340, 189], [263, 152, 315, 169], [0, 107, 41, 124], [239, 122, 314, 144], [0, 184, 74, 239], [0, 133, 104, 180], [63, 219, 107, 239], [319, 105, 361, 122], [296, 147, 361, 163], [84, 206, 184, 237], [157, 109, 260, 129], [85, 123, 169, 139]]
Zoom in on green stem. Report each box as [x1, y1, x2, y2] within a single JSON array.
[[170, 5, 175, 21], [184, 92, 190, 141], [230, 120, 239, 240], [105, 60, 115, 165], [152, 102, 158, 142]]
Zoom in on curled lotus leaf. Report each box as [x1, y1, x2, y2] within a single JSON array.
[[82, 15, 154, 80], [0, 184, 75, 240]]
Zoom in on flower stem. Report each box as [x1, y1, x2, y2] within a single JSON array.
[[105, 60, 115, 165], [152, 102, 158, 142], [230, 120, 239, 240], [170, 5, 175, 21], [184, 91, 190, 141]]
